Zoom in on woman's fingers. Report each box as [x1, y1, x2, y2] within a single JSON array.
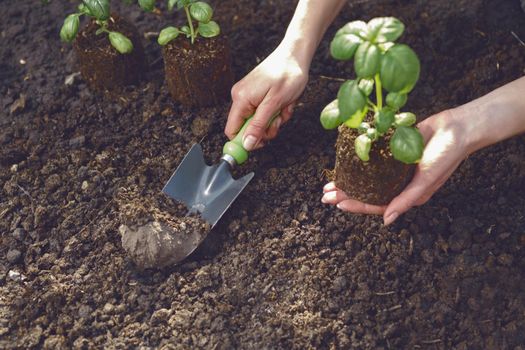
[[336, 199, 386, 215]]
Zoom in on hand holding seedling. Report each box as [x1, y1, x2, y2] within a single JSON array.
[[323, 76, 525, 225], [225, 0, 347, 151], [60, 0, 134, 54]]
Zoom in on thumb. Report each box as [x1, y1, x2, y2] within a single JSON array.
[[242, 96, 280, 151]]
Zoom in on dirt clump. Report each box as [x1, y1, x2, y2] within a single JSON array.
[[117, 187, 210, 269]]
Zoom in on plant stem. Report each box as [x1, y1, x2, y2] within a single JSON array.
[[184, 5, 196, 44], [375, 73, 383, 110]]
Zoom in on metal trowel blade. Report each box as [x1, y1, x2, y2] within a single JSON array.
[[162, 143, 254, 228]]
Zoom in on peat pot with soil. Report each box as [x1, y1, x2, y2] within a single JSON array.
[[60, 0, 146, 92], [157, 0, 234, 107], [320, 17, 424, 205]]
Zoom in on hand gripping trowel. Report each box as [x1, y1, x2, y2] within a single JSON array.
[[161, 116, 263, 260]]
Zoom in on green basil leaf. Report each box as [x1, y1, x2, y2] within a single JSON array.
[[138, 0, 155, 12], [386, 92, 407, 109], [190, 1, 213, 23], [82, 0, 110, 20], [343, 106, 368, 128], [358, 78, 374, 96], [374, 108, 395, 134], [390, 126, 424, 164], [330, 33, 361, 61], [167, 0, 177, 10], [158, 26, 179, 45], [380, 44, 420, 93], [394, 112, 416, 127], [319, 99, 342, 130], [355, 134, 372, 162], [78, 3, 92, 15], [180, 25, 191, 36], [335, 20, 368, 39], [60, 14, 80, 42], [337, 80, 367, 122], [354, 42, 381, 79], [198, 20, 220, 38], [366, 17, 405, 43], [108, 31, 133, 54]]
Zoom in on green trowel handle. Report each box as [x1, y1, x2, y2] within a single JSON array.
[[222, 113, 278, 165]]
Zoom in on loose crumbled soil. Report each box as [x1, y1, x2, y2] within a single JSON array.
[[163, 35, 233, 107], [74, 15, 146, 93], [333, 125, 415, 205], [1, 0, 525, 349]]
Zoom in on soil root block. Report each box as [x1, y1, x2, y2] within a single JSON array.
[[74, 15, 146, 93], [162, 36, 233, 107]]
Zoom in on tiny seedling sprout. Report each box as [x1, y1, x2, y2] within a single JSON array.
[[320, 17, 424, 164], [60, 0, 134, 54]]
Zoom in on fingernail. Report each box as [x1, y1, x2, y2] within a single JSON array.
[[336, 203, 344, 210], [243, 135, 258, 151], [321, 194, 328, 203], [272, 117, 282, 129], [384, 212, 399, 226]]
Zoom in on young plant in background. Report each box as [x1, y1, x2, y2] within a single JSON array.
[[60, 0, 134, 54], [320, 17, 423, 164], [157, 0, 220, 45], [137, 0, 231, 107]]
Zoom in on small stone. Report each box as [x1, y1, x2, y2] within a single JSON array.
[[9, 94, 26, 115], [8, 270, 26, 281], [64, 72, 81, 86], [103, 303, 115, 314], [6, 249, 22, 264], [11, 228, 26, 241], [81, 181, 89, 191], [10, 164, 18, 172], [150, 308, 170, 325], [69, 135, 86, 148]]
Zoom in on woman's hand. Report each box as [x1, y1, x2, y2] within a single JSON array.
[[322, 76, 525, 225], [322, 109, 472, 225], [225, 44, 309, 151]]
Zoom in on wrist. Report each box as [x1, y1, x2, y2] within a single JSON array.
[[278, 34, 316, 71]]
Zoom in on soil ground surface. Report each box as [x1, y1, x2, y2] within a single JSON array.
[[1, 0, 525, 348]]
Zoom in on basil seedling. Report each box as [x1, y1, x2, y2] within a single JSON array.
[[146, 0, 221, 45], [60, 0, 134, 54], [320, 17, 424, 164]]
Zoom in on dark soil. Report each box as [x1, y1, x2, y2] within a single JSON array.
[[334, 125, 415, 205], [1, 0, 524, 349], [74, 15, 146, 93], [163, 35, 233, 107]]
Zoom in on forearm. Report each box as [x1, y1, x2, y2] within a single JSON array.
[[455, 76, 525, 154], [279, 0, 347, 69]]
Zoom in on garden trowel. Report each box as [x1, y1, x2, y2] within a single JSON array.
[[162, 115, 264, 260]]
